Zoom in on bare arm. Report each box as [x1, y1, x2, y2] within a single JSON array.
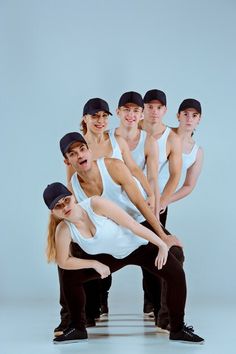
[[55, 222, 110, 277], [160, 132, 182, 210], [169, 148, 204, 204], [145, 135, 161, 217], [91, 196, 168, 269], [105, 158, 182, 248], [116, 135, 155, 210], [66, 164, 76, 185]]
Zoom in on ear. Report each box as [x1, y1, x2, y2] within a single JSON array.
[[64, 158, 70, 166], [197, 115, 202, 124], [116, 108, 120, 117], [176, 113, 180, 121]]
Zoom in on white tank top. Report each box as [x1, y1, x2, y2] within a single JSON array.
[[157, 127, 171, 173], [64, 198, 148, 259], [108, 129, 123, 160], [71, 158, 145, 223], [130, 130, 147, 171], [158, 143, 199, 193]]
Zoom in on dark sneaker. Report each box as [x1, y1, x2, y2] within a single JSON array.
[[170, 325, 204, 344], [86, 318, 96, 327], [155, 318, 170, 333], [53, 328, 88, 344], [54, 319, 70, 337], [143, 302, 155, 319], [100, 304, 109, 320]]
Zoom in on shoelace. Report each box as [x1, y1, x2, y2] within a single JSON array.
[[183, 324, 194, 333], [64, 328, 75, 337]]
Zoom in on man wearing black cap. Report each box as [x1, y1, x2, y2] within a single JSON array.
[[141, 89, 182, 226], [56, 131, 183, 331]]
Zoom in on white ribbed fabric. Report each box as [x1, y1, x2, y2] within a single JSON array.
[[71, 158, 146, 222], [108, 129, 123, 160], [130, 130, 147, 171], [64, 198, 148, 259]]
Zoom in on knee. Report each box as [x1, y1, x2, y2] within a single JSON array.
[[170, 246, 185, 265]]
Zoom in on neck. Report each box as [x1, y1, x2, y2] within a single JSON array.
[[116, 124, 140, 140], [76, 160, 99, 184], [85, 130, 107, 144], [143, 119, 166, 135], [176, 126, 193, 142]]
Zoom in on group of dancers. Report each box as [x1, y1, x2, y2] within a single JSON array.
[[43, 89, 204, 344]]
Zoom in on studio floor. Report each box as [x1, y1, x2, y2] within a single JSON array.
[[1, 299, 235, 354]]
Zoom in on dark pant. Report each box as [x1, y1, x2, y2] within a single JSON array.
[[142, 208, 185, 322], [61, 242, 186, 333]]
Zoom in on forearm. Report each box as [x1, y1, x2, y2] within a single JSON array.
[[169, 185, 194, 204], [131, 167, 154, 199], [149, 177, 160, 215], [129, 219, 166, 248], [57, 256, 97, 271], [161, 175, 180, 204], [133, 196, 168, 239]]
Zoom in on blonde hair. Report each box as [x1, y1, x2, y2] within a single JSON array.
[[46, 213, 61, 263], [80, 116, 87, 135]]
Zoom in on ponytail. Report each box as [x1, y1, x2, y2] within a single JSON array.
[[46, 213, 61, 263]]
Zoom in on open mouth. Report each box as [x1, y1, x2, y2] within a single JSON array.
[[79, 159, 87, 166]]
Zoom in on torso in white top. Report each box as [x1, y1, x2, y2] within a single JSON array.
[[64, 198, 148, 259], [108, 129, 123, 161], [71, 158, 146, 223], [130, 130, 147, 171], [158, 142, 200, 193]]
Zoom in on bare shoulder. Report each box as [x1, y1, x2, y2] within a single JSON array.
[[168, 129, 181, 146], [55, 220, 70, 237], [104, 157, 125, 169], [197, 146, 204, 159]]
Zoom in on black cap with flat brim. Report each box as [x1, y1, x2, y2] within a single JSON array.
[[178, 99, 202, 114], [83, 98, 112, 116], [143, 89, 167, 106], [43, 182, 72, 210], [118, 91, 144, 108], [60, 132, 87, 156]]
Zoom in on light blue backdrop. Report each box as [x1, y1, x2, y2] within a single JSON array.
[[1, 0, 235, 306]]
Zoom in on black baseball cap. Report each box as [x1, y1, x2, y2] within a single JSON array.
[[118, 91, 144, 108], [43, 182, 72, 210], [83, 98, 112, 116], [143, 89, 167, 106], [60, 132, 87, 156], [178, 99, 202, 114]]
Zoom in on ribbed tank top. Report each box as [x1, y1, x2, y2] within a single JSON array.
[[64, 198, 148, 259], [130, 130, 147, 171], [108, 129, 123, 160], [71, 158, 145, 222], [157, 127, 171, 173], [158, 143, 199, 193]]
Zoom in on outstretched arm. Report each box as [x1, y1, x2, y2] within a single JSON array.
[[91, 196, 168, 269], [160, 132, 182, 211], [145, 135, 161, 217], [105, 158, 182, 248], [169, 148, 204, 204], [116, 135, 155, 211]]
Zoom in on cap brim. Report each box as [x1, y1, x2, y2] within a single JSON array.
[[86, 109, 112, 116], [63, 139, 87, 155], [49, 191, 72, 210]]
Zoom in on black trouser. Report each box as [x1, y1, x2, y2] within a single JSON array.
[[142, 207, 185, 323], [61, 242, 186, 333]]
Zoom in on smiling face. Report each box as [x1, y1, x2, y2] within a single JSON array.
[[83, 111, 109, 134], [51, 195, 76, 220], [116, 103, 143, 128], [177, 108, 201, 132], [143, 100, 167, 123], [64, 142, 92, 172]]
